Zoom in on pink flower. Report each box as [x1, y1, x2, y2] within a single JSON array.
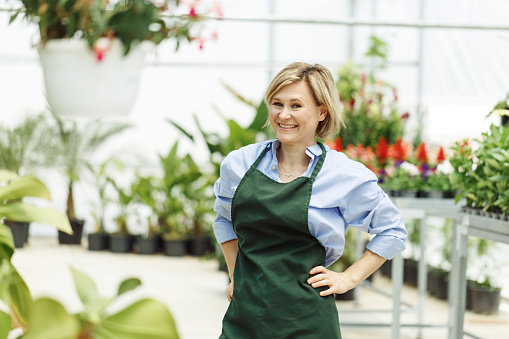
[[213, 1, 224, 19], [189, 7, 198, 17], [95, 48, 105, 62]]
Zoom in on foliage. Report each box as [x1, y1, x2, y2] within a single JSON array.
[[169, 86, 274, 177], [10, 0, 210, 55], [335, 36, 407, 149], [50, 114, 130, 220], [107, 173, 135, 235], [450, 124, 509, 214], [0, 114, 53, 175], [88, 158, 123, 233], [0, 170, 71, 336]]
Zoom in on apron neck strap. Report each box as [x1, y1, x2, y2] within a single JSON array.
[[247, 143, 271, 174], [248, 142, 326, 180], [309, 143, 326, 181]]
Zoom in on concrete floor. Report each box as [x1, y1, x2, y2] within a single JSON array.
[[9, 238, 509, 339]]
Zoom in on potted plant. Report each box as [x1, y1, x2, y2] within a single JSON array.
[[51, 114, 130, 245], [87, 158, 123, 251], [0, 114, 53, 247], [107, 175, 136, 253], [451, 121, 509, 219], [467, 238, 501, 314], [131, 174, 161, 255], [156, 142, 190, 256], [10, 0, 209, 117]]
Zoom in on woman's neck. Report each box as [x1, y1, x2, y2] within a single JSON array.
[[277, 142, 314, 167]]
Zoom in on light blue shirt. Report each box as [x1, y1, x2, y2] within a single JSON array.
[[213, 139, 407, 267]]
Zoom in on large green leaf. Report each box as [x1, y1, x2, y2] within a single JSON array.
[[70, 267, 100, 308], [8, 267, 34, 328], [166, 119, 194, 142], [23, 298, 80, 339], [0, 176, 51, 201], [0, 223, 14, 260], [117, 278, 141, 296], [0, 203, 72, 234], [0, 310, 10, 339], [97, 299, 179, 339]]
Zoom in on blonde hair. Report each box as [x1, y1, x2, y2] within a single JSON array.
[[264, 62, 343, 140]]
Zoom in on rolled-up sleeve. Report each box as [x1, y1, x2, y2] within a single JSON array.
[[339, 176, 407, 260], [212, 156, 239, 244]]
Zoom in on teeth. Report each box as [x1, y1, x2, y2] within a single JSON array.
[[280, 124, 297, 128]]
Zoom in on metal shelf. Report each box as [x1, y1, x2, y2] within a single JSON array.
[[346, 197, 461, 339], [449, 212, 509, 339]]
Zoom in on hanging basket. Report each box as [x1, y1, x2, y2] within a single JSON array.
[[38, 38, 153, 117]]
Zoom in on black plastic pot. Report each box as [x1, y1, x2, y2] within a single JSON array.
[[88, 233, 109, 251], [442, 190, 456, 199], [135, 236, 158, 255], [189, 235, 212, 256], [58, 219, 84, 245], [403, 259, 418, 286], [334, 288, 355, 301], [416, 191, 430, 198], [471, 284, 501, 314], [5, 221, 29, 248], [164, 238, 187, 256], [109, 234, 133, 253]]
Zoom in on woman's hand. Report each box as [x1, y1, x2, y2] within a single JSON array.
[[307, 266, 357, 297], [226, 280, 234, 302]]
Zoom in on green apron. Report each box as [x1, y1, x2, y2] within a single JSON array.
[[220, 143, 341, 339]]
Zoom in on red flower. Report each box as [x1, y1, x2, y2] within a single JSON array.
[[401, 112, 410, 120], [375, 137, 389, 165], [416, 142, 428, 164], [392, 87, 398, 102], [393, 137, 406, 162], [436, 146, 446, 164], [335, 137, 343, 152]]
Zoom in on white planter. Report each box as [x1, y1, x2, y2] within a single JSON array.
[[38, 39, 153, 117]]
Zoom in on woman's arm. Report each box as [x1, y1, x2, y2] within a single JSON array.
[[221, 238, 238, 302], [307, 249, 386, 296]]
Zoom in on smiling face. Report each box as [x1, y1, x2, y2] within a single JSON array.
[[269, 81, 327, 149]]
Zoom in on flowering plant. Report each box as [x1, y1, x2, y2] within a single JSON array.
[[10, 0, 220, 55]]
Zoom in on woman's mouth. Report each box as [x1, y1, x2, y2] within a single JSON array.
[[278, 123, 298, 130]]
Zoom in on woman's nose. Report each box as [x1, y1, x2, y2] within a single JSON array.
[[279, 107, 291, 119]]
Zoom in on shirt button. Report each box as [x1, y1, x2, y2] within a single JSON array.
[[272, 165, 276, 170]]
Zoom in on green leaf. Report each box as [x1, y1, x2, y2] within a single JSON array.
[[249, 100, 269, 131], [166, 119, 194, 142], [0, 203, 72, 234], [0, 310, 10, 339], [489, 175, 509, 182], [9, 267, 34, 328], [70, 267, 100, 307], [0, 176, 51, 202], [97, 299, 179, 339], [24, 298, 80, 339], [466, 193, 477, 202], [0, 223, 14, 260], [9, 11, 20, 24], [117, 278, 142, 296]]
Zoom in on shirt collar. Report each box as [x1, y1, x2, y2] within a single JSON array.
[[270, 139, 329, 158]]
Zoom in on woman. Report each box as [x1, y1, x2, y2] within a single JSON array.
[[213, 62, 407, 338]]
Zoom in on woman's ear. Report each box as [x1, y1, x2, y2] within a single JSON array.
[[319, 106, 328, 121]]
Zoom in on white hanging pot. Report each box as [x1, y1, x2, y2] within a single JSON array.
[[38, 38, 154, 117]]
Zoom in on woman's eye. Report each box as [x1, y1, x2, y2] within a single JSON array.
[[273, 102, 283, 107], [292, 104, 301, 108]]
